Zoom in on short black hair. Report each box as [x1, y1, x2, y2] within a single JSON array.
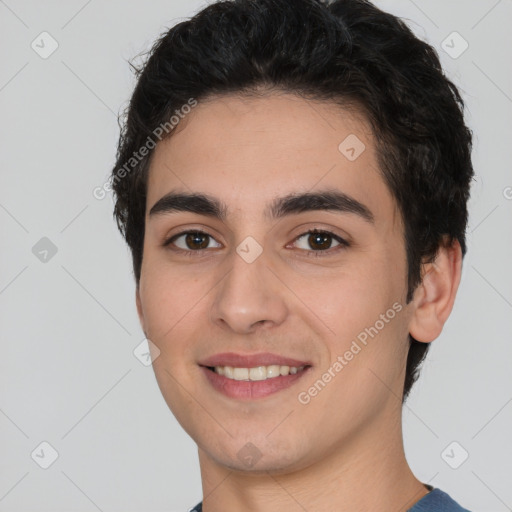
[[111, 0, 474, 402]]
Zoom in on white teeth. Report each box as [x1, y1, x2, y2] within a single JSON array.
[[266, 365, 281, 378], [233, 367, 249, 380], [213, 364, 306, 381], [249, 366, 267, 381]]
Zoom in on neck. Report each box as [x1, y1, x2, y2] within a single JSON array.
[[197, 408, 429, 512]]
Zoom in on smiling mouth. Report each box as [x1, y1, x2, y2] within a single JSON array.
[[199, 352, 313, 399], [200, 363, 313, 400], [204, 364, 311, 381]]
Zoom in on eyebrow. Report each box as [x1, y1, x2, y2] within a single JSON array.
[[148, 189, 374, 224]]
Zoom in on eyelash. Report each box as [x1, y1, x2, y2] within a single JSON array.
[[163, 228, 350, 258]]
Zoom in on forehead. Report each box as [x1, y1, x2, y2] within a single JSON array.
[[146, 93, 397, 225]]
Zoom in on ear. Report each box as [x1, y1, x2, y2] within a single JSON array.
[[408, 238, 463, 343], [135, 287, 147, 336]]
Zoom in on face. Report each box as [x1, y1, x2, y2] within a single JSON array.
[[136, 93, 414, 473]]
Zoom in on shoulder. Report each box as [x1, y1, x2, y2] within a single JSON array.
[[190, 489, 471, 512], [408, 487, 471, 511]]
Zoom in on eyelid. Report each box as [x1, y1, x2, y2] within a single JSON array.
[[162, 224, 223, 246], [163, 229, 221, 252], [288, 223, 352, 245], [289, 229, 348, 249], [163, 225, 350, 257]]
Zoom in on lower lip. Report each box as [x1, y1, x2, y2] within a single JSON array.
[[200, 366, 311, 400]]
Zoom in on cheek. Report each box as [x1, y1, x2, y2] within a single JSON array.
[[313, 262, 395, 330], [139, 259, 208, 348], [138, 265, 209, 418], [311, 252, 407, 372]]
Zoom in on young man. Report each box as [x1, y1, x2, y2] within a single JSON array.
[[110, 0, 473, 510]]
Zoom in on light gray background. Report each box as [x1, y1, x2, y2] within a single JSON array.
[[1, 0, 511, 511]]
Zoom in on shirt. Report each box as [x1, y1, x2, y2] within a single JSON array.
[[188, 485, 471, 511]]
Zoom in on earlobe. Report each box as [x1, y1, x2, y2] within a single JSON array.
[[408, 238, 463, 343]]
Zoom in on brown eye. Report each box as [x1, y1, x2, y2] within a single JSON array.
[[184, 232, 210, 250], [292, 229, 349, 256], [165, 231, 221, 251], [307, 232, 333, 250]]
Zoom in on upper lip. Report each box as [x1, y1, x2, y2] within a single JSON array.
[[199, 352, 311, 368]]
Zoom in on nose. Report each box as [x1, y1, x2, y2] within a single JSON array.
[[209, 248, 289, 334]]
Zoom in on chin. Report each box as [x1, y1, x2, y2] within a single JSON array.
[[203, 437, 311, 474]]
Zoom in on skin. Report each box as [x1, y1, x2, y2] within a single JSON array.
[[135, 92, 462, 511]]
